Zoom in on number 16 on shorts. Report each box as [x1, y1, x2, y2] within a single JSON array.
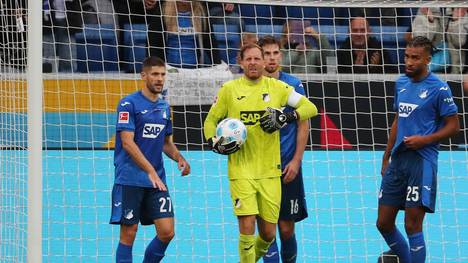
[[290, 199, 299, 215]]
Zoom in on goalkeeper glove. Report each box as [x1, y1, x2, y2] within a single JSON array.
[[208, 137, 240, 155], [259, 107, 298, 133]]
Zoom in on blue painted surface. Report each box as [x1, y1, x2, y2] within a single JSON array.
[[35, 151, 468, 262]]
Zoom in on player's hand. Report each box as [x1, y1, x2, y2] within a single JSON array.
[[208, 137, 240, 155], [148, 171, 167, 191], [283, 159, 300, 184], [404, 135, 429, 150], [260, 107, 298, 133], [178, 157, 190, 176]]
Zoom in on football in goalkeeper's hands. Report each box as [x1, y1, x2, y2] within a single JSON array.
[[216, 118, 247, 146]]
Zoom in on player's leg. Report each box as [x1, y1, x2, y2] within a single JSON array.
[[230, 179, 259, 263], [277, 171, 307, 263], [404, 153, 436, 263], [278, 220, 297, 263], [256, 216, 277, 262], [238, 215, 257, 263], [376, 155, 410, 263], [110, 184, 145, 263], [142, 188, 175, 263], [257, 177, 281, 262], [405, 207, 426, 263]]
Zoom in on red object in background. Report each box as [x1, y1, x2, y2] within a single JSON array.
[[320, 108, 352, 149]]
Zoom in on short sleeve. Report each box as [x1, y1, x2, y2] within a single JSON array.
[[437, 85, 458, 117], [116, 99, 135, 132], [295, 81, 306, 96]]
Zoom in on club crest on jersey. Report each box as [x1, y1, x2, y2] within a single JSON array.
[[262, 93, 270, 102], [143, 123, 165, 138], [118, 111, 129, 124], [419, 89, 428, 99], [162, 110, 167, 119], [399, 102, 419, 117]]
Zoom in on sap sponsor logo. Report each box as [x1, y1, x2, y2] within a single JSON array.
[[443, 97, 454, 104], [240, 111, 266, 125], [143, 123, 165, 138], [398, 102, 419, 117], [118, 111, 129, 124]]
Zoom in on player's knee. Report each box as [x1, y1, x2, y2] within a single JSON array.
[[376, 218, 393, 234], [158, 228, 175, 243], [404, 217, 422, 235], [120, 224, 138, 244], [279, 225, 294, 241]]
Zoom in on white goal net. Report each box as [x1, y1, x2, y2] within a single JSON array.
[[1, 0, 468, 262]]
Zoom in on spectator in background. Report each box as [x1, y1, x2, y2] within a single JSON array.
[[1, 0, 26, 72], [280, 20, 332, 74], [43, 0, 74, 72], [160, 0, 220, 68], [447, 7, 468, 74], [142, 0, 165, 60], [208, 2, 242, 29], [337, 16, 397, 74], [410, 8, 451, 73]]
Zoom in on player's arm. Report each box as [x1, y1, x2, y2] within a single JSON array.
[[404, 86, 460, 149], [163, 135, 190, 176], [203, 85, 240, 154], [404, 114, 459, 150], [381, 116, 398, 176], [120, 131, 167, 191], [283, 119, 309, 183], [260, 86, 318, 133]]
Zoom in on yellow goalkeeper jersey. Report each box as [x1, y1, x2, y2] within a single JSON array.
[[204, 76, 301, 180]]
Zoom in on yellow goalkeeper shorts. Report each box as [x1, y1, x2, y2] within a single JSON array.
[[229, 177, 281, 223]]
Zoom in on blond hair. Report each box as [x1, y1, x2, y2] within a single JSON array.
[[163, 1, 207, 33]]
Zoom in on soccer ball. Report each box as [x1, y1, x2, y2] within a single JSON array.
[[216, 118, 247, 146]]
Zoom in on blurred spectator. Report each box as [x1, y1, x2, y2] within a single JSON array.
[[112, 0, 162, 72], [160, 0, 220, 68], [43, 0, 77, 72], [337, 16, 397, 74], [280, 20, 332, 74], [447, 7, 468, 74], [410, 8, 451, 73], [208, 3, 242, 29], [0, 0, 27, 72]]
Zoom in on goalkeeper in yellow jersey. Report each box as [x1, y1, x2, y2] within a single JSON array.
[[203, 43, 318, 263]]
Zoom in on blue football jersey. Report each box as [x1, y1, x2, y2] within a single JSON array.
[[114, 91, 173, 187], [278, 71, 306, 164], [166, 11, 197, 67], [392, 73, 458, 164]]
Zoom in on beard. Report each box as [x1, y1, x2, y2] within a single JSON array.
[[405, 66, 424, 78], [147, 83, 162, 95]]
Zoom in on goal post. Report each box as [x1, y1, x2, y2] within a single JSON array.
[[27, 0, 43, 262]]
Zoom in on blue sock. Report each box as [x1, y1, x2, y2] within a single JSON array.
[[143, 236, 170, 263], [281, 234, 297, 263], [408, 232, 426, 263], [263, 238, 279, 263], [116, 242, 132, 263], [381, 228, 410, 263]]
